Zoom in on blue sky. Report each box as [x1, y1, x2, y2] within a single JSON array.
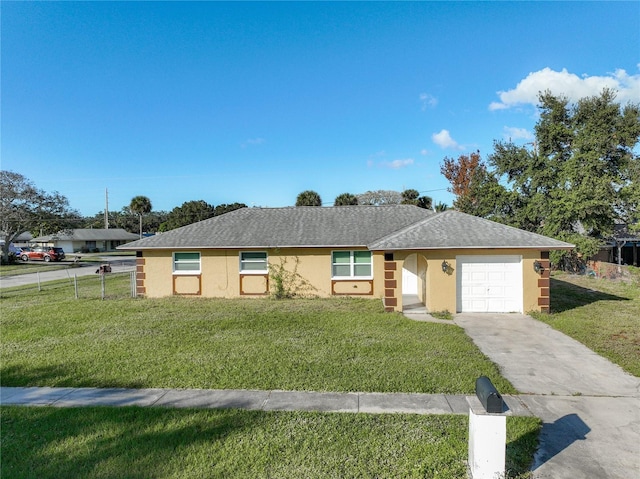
[[2, 1, 639, 216]]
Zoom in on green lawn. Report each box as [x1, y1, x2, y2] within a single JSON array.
[[532, 272, 640, 377], [1, 276, 537, 478], [1, 288, 514, 394], [0, 406, 540, 479]]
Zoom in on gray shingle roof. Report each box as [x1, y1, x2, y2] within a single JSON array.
[[368, 210, 574, 250], [610, 224, 640, 242], [119, 206, 573, 251], [119, 206, 434, 249], [32, 229, 140, 242]]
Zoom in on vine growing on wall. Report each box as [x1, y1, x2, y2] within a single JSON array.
[[269, 255, 317, 299]]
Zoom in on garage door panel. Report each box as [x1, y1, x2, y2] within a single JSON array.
[[487, 271, 506, 282], [471, 271, 487, 281], [470, 285, 488, 295], [456, 255, 523, 313]]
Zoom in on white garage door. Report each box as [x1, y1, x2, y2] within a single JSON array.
[[456, 255, 523, 313]]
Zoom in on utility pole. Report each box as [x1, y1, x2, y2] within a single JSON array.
[[104, 188, 109, 229]]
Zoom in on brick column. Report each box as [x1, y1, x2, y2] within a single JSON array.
[[537, 251, 550, 313], [135, 256, 146, 297], [384, 261, 397, 312]]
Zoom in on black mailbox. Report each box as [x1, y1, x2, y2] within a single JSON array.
[[475, 376, 503, 413]]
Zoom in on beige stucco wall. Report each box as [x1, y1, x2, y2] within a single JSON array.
[[394, 249, 544, 313], [139, 247, 547, 313], [140, 248, 386, 300]]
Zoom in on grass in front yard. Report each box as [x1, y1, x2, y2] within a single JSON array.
[[0, 279, 514, 394], [0, 406, 540, 479], [532, 273, 640, 377]]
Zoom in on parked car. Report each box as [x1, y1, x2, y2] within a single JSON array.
[[20, 246, 65, 262]]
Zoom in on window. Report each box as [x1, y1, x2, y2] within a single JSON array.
[[240, 251, 268, 273], [173, 252, 201, 273], [332, 250, 372, 278]]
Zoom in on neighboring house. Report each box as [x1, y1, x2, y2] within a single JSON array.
[[31, 229, 140, 253], [592, 224, 639, 267], [0, 231, 33, 249], [118, 206, 573, 313]]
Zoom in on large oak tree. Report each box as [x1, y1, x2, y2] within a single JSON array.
[[442, 89, 640, 263], [0, 171, 80, 262]]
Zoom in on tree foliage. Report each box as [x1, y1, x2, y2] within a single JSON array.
[[0, 171, 80, 262], [620, 157, 640, 230], [160, 200, 216, 231], [295, 190, 322, 207], [159, 201, 247, 231], [85, 208, 167, 235], [214, 202, 247, 217], [440, 150, 484, 198], [334, 193, 359, 206], [401, 189, 432, 209], [416, 195, 433, 210], [356, 190, 401, 206], [442, 89, 640, 263], [400, 189, 420, 204], [434, 202, 449, 212]]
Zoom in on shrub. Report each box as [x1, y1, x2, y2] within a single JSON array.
[[269, 256, 317, 299]]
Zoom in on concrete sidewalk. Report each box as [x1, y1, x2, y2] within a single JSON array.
[[0, 386, 534, 416]]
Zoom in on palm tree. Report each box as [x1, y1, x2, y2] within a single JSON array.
[[130, 195, 152, 238], [400, 189, 420, 205], [295, 190, 322, 207], [434, 202, 449, 212], [334, 193, 358, 206]]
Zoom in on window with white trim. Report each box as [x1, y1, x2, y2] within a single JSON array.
[[173, 252, 201, 273], [240, 251, 268, 273], [332, 250, 372, 278]]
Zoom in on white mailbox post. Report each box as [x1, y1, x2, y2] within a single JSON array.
[[468, 376, 506, 479]]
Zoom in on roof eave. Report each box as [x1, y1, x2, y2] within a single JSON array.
[[369, 244, 575, 251], [117, 243, 370, 250]]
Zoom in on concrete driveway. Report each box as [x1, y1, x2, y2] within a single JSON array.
[[454, 313, 640, 479]]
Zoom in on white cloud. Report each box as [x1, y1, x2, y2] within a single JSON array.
[[419, 93, 438, 110], [383, 158, 414, 169], [503, 126, 534, 141], [368, 153, 415, 169], [489, 68, 640, 111], [432, 129, 463, 150]]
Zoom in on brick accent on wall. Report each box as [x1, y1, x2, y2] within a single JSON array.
[[384, 261, 398, 311], [538, 252, 550, 312], [135, 257, 146, 296]]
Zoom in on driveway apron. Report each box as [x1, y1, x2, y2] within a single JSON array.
[[454, 313, 640, 479]]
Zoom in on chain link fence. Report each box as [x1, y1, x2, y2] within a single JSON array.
[[586, 261, 640, 283], [0, 271, 137, 300]]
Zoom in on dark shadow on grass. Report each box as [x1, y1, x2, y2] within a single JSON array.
[[506, 423, 541, 478], [550, 277, 629, 313], [0, 364, 145, 389], [0, 406, 253, 479]]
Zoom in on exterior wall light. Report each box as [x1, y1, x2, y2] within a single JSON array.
[[441, 260, 450, 273], [533, 260, 544, 274]]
